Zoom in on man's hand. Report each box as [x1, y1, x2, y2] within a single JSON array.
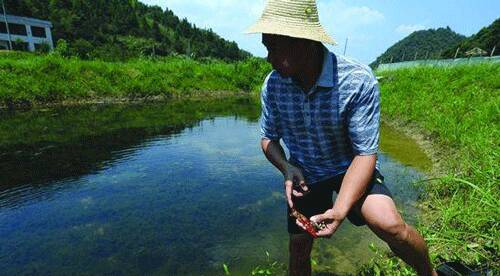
[[297, 208, 345, 238], [284, 163, 309, 208]]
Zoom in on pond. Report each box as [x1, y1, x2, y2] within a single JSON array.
[[0, 97, 432, 275]]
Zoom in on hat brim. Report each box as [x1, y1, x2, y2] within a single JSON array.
[[245, 19, 336, 45]]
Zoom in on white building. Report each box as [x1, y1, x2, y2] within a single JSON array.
[[0, 14, 54, 51]]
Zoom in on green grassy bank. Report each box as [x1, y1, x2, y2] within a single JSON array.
[[361, 63, 499, 274], [0, 51, 270, 108]]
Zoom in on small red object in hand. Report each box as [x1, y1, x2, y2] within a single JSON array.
[[290, 208, 320, 238]]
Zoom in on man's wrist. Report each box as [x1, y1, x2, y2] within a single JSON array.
[[329, 206, 348, 220], [280, 161, 293, 177]]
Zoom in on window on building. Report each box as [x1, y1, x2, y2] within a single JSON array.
[[0, 22, 6, 34], [31, 26, 47, 38], [8, 23, 27, 36]]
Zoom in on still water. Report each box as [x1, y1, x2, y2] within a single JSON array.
[[0, 99, 432, 275]]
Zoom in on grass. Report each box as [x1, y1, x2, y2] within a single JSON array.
[[363, 63, 500, 274], [0, 51, 270, 108]]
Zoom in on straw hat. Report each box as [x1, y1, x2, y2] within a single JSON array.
[[245, 0, 336, 45]]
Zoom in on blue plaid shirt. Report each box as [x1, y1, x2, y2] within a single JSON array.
[[260, 48, 380, 184]]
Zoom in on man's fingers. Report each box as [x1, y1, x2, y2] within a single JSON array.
[[310, 214, 325, 223], [295, 219, 305, 230], [293, 179, 309, 196], [298, 179, 309, 192], [285, 180, 294, 208], [316, 228, 335, 237], [287, 196, 294, 209], [316, 229, 333, 238], [316, 221, 341, 237]]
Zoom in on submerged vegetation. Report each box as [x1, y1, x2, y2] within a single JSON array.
[[363, 63, 499, 273], [0, 51, 270, 108]]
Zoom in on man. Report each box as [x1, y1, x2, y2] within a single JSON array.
[[245, 0, 437, 275]]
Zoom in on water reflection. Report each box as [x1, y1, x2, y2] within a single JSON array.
[[0, 97, 259, 208], [0, 100, 431, 275]]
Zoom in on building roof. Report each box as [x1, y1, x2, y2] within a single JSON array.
[[465, 47, 488, 56], [0, 14, 52, 28]]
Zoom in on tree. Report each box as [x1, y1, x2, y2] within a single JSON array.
[[5, 0, 251, 61]]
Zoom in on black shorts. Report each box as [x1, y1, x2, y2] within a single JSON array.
[[287, 170, 393, 234]]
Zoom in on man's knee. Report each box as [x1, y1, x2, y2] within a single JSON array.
[[361, 195, 410, 245], [373, 219, 410, 245]]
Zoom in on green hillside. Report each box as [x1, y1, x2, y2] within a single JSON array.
[[442, 18, 500, 58], [2, 0, 250, 61], [370, 27, 465, 68]]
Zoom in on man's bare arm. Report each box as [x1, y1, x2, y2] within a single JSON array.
[[332, 154, 377, 218], [261, 138, 309, 208], [260, 138, 288, 176]]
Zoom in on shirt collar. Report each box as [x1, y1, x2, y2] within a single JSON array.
[[316, 47, 335, 88]]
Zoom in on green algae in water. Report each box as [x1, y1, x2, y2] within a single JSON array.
[[380, 122, 433, 173]]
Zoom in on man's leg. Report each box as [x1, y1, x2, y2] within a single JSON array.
[[356, 194, 437, 276], [289, 233, 314, 276], [287, 176, 338, 276]]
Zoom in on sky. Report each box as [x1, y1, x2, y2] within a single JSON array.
[[140, 0, 499, 64]]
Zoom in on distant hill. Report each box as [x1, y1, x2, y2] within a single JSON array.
[[3, 0, 250, 61], [442, 18, 499, 58], [370, 27, 465, 68]]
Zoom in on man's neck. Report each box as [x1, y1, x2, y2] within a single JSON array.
[[293, 46, 324, 93]]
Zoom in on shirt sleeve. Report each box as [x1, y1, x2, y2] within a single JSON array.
[[347, 77, 380, 155], [260, 75, 281, 141]]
